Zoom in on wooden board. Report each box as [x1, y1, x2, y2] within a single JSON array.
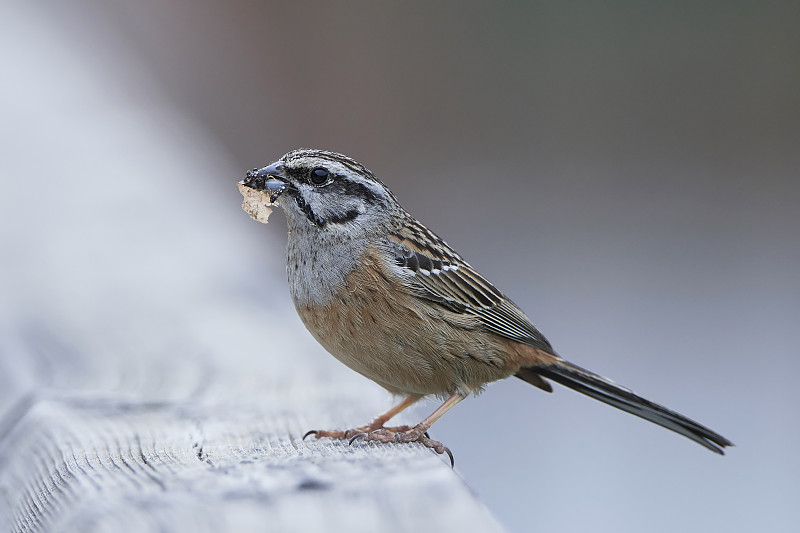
[[0, 386, 501, 533]]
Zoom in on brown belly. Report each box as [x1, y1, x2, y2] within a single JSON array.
[[293, 248, 527, 396]]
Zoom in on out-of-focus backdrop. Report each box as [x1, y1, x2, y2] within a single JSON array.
[[2, 1, 798, 531]]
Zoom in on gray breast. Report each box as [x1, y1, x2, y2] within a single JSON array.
[[286, 227, 367, 307]]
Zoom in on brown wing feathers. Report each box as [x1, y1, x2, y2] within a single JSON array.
[[387, 218, 555, 355]]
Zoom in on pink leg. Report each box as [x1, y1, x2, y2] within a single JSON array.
[[352, 393, 467, 465], [303, 394, 423, 440]]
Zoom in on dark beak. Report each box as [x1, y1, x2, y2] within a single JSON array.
[[240, 162, 290, 202]]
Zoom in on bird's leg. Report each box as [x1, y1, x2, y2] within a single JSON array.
[[353, 393, 466, 463], [303, 394, 422, 440]]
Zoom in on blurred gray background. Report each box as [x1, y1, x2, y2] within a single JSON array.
[[2, 1, 798, 531]]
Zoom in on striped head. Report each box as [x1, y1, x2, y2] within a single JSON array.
[[242, 149, 400, 237]]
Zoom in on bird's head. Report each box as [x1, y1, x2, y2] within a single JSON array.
[[242, 149, 399, 235]]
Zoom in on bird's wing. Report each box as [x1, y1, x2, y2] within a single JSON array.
[[386, 217, 555, 355]]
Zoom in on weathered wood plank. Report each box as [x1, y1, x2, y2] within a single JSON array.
[[1, 390, 501, 533], [0, 308, 502, 531]]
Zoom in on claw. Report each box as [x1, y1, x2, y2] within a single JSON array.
[[443, 446, 454, 468], [302, 430, 319, 441], [348, 433, 368, 446]]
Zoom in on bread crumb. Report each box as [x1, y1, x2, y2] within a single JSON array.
[[238, 181, 275, 224]]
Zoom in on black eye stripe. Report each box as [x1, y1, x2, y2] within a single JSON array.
[[328, 179, 382, 205], [290, 150, 373, 179], [325, 209, 360, 225]]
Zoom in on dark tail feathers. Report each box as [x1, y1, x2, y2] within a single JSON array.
[[517, 361, 733, 454]]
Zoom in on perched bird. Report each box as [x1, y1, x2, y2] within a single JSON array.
[[240, 149, 732, 463]]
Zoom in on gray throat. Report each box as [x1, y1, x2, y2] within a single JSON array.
[[285, 224, 368, 308]]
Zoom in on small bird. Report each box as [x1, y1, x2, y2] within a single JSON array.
[[241, 149, 732, 463]]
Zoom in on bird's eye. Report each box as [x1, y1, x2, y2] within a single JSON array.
[[309, 167, 330, 185]]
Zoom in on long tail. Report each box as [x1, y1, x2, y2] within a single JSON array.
[[517, 361, 733, 454]]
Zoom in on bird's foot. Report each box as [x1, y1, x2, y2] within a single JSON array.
[[302, 424, 413, 441], [348, 425, 454, 467]]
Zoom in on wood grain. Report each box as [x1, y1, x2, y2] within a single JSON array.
[[0, 388, 501, 533]]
